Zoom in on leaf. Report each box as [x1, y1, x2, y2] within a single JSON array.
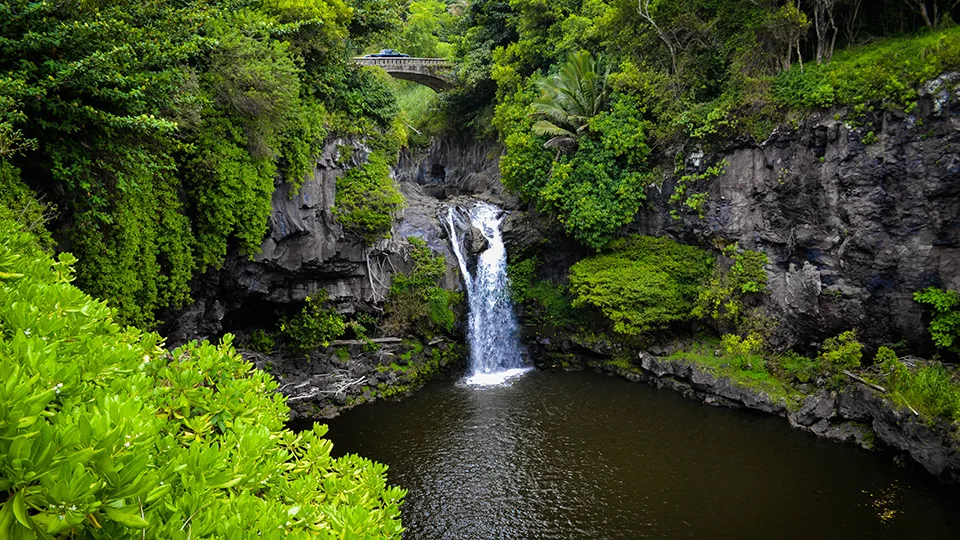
[[12, 490, 30, 528], [103, 507, 148, 529]]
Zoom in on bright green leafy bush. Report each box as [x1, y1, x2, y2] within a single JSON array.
[[0, 215, 404, 539], [569, 236, 713, 334], [280, 292, 346, 353], [913, 287, 960, 353], [334, 151, 405, 244], [818, 330, 863, 383]]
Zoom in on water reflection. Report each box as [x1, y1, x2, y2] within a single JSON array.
[[323, 370, 960, 539]]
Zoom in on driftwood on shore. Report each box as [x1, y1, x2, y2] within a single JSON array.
[[330, 337, 403, 346], [843, 370, 887, 393]]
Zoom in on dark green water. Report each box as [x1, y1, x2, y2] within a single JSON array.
[[315, 370, 960, 539]]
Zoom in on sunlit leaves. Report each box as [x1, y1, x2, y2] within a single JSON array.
[[0, 216, 405, 538]]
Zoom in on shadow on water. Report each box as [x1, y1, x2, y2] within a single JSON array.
[[299, 370, 960, 540]]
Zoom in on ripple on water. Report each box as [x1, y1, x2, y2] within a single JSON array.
[[320, 370, 960, 540]]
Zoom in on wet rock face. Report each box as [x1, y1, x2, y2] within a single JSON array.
[[395, 136, 519, 207], [163, 139, 463, 344], [632, 79, 960, 352]]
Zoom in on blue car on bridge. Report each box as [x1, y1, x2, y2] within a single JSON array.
[[366, 49, 410, 57]]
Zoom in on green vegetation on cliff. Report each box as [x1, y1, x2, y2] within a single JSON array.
[[0, 0, 406, 327], [569, 236, 713, 334], [435, 0, 960, 249], [0, 214, 404, 539], [383, 237, 462, 338]]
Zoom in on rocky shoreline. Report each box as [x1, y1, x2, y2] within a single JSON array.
[[592, 352, 960, 483]]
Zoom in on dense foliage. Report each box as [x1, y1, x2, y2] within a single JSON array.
[[0, 214, 404, 539], [500, 88, 651, 248], [694, 246, 770, 329], [382, 237, 461, 337], [0, 0, 405, 327], [431, 0, 960, 249], [334, 151, 405, 244], [914, 287, 960, 353], [568, 236, 713, 334], [280, 292, 347, 354]]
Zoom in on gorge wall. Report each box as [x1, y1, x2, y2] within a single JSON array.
[[638, 74, 960, 353], [168, 78, 959, 355]]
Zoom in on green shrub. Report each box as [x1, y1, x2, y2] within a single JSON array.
[[913, 287, 960, 353], [818, 330, 863, 383], [280, 292, 346, 353], [721, 333, 767, 371], [0, 215, 404, 539], [695, 246, 769, 327], [333, 151, 405, 244], [876, 346, 907, 384], [774, 351, 818, 384], [507, 258, 537, 303], [721, 332, 764, 357], [247, 328, 276, 354], [569, 236, 713, 334]]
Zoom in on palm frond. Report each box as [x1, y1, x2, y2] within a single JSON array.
[[530, 50, 610, 141], [532, 120, 577, 138]]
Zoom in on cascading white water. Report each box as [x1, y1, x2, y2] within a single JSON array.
[[445, 202, 530, 385]]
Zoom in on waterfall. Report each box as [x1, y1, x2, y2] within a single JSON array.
[[445, 202, 530, 385]]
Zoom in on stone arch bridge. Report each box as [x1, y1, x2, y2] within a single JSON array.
[[354, 57, 456, 92]]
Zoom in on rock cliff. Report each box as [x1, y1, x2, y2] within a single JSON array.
[[163, 138, 470, 344], [645, 76, 960, 351]]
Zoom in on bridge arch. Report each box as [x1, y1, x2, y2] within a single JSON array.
[[354, 57, 456, 92]]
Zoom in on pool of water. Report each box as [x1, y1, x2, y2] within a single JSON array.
[[312, 370, 960, 539]]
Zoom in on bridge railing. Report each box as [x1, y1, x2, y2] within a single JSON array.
[[354, 57, 452, 69]]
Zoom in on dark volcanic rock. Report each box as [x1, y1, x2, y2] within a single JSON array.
[[164, 138, 463, 344], [395, 136, 517, 206], [646, 84, 960, 351]]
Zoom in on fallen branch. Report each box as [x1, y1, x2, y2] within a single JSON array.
[[843, 370, 887, 393], [330, 337, 403, 346]]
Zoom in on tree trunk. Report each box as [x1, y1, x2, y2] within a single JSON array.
[[842, 0, 863, 44], [638, 0, 678, 74], [903, 0, 936, 27]]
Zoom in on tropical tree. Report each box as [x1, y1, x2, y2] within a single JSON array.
[[531, 50, 609, 151]]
